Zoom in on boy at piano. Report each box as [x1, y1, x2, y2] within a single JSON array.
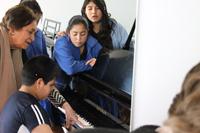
[[0, 56, 58, 133]]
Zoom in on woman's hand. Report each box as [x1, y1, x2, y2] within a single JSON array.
[[56, 31, 66, 37], [85, 58, 96, 67]]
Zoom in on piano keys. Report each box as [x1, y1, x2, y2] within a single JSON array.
[[58, 107, 94, 129]]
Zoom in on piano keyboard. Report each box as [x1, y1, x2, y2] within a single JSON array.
[[58, 107, 94, 129]]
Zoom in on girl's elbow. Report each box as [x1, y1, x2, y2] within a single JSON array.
[[66, 68, 76, 75], [66, 70, 74, 75]]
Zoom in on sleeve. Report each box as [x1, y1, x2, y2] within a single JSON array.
[[91, 41, 103, 58], [112, 22, 128, 49], [23, 104, 50, 131], [48, 87, 66, 107], [54, 38, 92, 75], [41, 32, 49, 57]]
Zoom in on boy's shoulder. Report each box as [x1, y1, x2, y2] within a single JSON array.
[[2, 91, 38, 112], [0, 91, 49, 133], [13, 91, 37, 102]]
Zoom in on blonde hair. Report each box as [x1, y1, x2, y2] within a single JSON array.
[[169, 62, 200, 115], [164, 62, 200, 133], [165, 90, 200, 133]]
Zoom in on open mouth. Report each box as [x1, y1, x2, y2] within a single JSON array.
[[75, 42, 82, 45], [24, 41, 31, 48], [26, 40, 32, 44], [92, 16, 98, 19]]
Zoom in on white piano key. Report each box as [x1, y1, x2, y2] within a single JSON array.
[[57, 107, 94, 129]]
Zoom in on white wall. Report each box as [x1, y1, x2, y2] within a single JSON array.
[[0, 0, 135, 34], [36, 0, 136, 33], [131, 0, 200, 131], [0, 1, 19, 19]]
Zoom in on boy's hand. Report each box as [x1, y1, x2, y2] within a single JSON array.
[[61, 102, 82, 129]]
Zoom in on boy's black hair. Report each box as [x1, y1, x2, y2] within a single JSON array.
[[70, 128, 128, 133], [132, 125, 159, 133], [22, 56, 59, 86]]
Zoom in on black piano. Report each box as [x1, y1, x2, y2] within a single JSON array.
[[62, 49, 133, 131], [45, 35, 133, 131]]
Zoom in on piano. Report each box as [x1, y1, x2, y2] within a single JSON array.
[[60, 50, 133, 131], [45, 36, 133, 132]]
